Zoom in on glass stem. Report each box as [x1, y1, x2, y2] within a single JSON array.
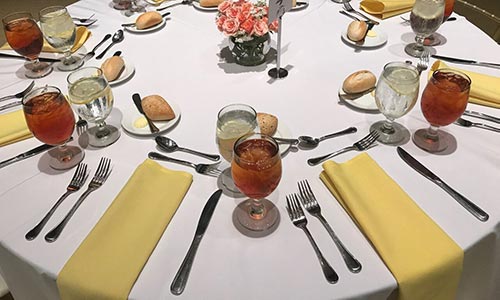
[[95, 122, 110, 139], [62, 51, 74, 65], [57, 143, 73, 163], [414, 35, 425, 51], [249, 198, 265, 220], [381, 119, 396, 134], [426, 125, 440, 141]]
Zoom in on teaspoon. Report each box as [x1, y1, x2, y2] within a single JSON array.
[[155, 136, 221, 161], [96, 30, 124, 60]]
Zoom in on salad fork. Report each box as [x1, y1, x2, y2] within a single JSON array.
[[417, 50, 429, 74], [298, 180, 361, 273], [45, 157, 112, 242], [148, 152, 222, 177], [286, 194, 339, 284], [76, 116, 88, 135], [307, 131, 380, 166], [25, 163, 89, 240], [0, 81, 35, 102], [342, 0, 379, 25]]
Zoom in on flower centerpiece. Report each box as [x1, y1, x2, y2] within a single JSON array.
[[216, 0, 279, 66]]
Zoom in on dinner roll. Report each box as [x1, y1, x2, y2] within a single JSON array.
[[200, 0, 224, 7], [135, 11, 163, 29], [257, 112, 278, 136], [141, 95, 175, 121], [347, 20, 368, 42], [101, 56, 125, 82], [342, 70, 377, 94]]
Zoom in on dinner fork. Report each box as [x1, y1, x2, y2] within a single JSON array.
[[307, 130, 380, 166], [298, 180, 361, 273], [454, 117, 500, 133], [0, 81, 35, 102], [342, 0, 379, 25], [286, 194, 339, 284], [417, 50, 429, 74], [338, 10, 378, 26], [76, 116, 88, 135], [72, 13, 95, 23], [45, 157, 112, 242], [148, 152, 222, 177], [25, 163, 89, 241]]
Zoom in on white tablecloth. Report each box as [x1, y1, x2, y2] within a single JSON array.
[[0, 0, 499, 299]]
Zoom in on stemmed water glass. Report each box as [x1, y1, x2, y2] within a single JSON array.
[[370, 62, 420, 145], [2, 12, 53, 78], [22, 86, 84, 169], [424, 0, 456, 46], [216, 104, 259, 194], [67, 67, 120, 147], [232, 133, 282, 232], [39, 6, 83, 71], [405, 0, 445, 57], [413, 68, 471, 152]]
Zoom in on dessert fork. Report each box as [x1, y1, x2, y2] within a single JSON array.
[[342, 0, 379, 25], [298, 180, 361, 273], [307, 131, 380, 166], [417, 50, 429, 74], [148, 152, 222, 177], [25, 163, 89, 240], [76, 116, 88, 135], [0, 81, 34, 102], [286, 194, 338, 284], [45, 157, 112, 242]]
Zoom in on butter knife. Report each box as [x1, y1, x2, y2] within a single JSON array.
[[397, 147, 488, 222], [0, 100, 21, 112], [0, 143, 54, 169], [0, 53, 59, 63], [170, 189, 223, 295], [132, 93, 159, 133], [431, 54, 500, 70], [463, 110, 500, 124]]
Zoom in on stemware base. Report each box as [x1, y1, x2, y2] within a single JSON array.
[[235, 199, 279, 232], [219, 167, 244, 197], [370, 121, 410, 145], [424, 34, 441, 46], [24, 61, 53, 78], [404, 43, 426, 58], [48, 145, 84, 170], [57, 56, 83, 72], [413, 128, 449, 153], [87, 124, 120, 147]]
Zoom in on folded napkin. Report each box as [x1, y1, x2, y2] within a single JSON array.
[[0, 109, 32, 147], [1, 26, 90, 53], [320, 153, 463, 300], [57, 159, 193, 300], [430, 60, 500, 109], [360, 0, 414, 19]]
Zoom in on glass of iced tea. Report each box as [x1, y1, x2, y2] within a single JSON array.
[[2, 12, 53, 78], [232, 133, 282, 232], [413, 68, 471, 152], [22, 86, 84, 169]]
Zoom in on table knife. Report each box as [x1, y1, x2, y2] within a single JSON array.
[[463, 110, 500, 124], [431, 54, 500, 70], [171, 189, 223, 295], [0, 143, 54, 169], [396, 147, 488, 222], [0, 53, 59, 63], [0, 100, 21, 112], [132, 93, 159, 133]]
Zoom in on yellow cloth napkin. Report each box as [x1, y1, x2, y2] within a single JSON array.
[[360, 0, 414, 19], [0, 109, 32, 146], [430, 60, 500, 108], [57, 159, 193, 300], [1, 26, 90, 53], [320, 153, 463, 300]]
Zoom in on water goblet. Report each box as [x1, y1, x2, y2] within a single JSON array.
[[232, 133, 282, 232], [216, 104, 259, 194], [405, 0, 445, 57], [39, 6, 83, 71], [370, 62, 420, 145], [424, 0, 456, 46], [22, 86, 84, 169], [413, 68, 471, 153], [67, 67, 120, 147], [2, 12, 53, 78]]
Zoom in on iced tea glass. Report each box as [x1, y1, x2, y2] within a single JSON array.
[[22, 86, 84, 169], [3, 12, 53, 78], [232, 133, 282, 232], [413, 68, 471, 152]]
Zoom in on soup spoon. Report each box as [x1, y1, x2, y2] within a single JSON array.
[[96, 30, 124, 59], [275, 127, 357, 148], [155, 136, 220, 161]]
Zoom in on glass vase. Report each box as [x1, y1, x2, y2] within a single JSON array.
[[229, 33, 270, 66]]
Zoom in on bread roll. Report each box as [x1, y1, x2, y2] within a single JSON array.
[[342, 70, 377, 94], [142, 95, 175, 121], [257, 112, 278, 136], [347, 21, 368, 42], [135, 11, 163, 30], [101, 56, 125, 82], [200, 0, 224, 7]]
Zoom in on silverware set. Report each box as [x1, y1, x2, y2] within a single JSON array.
[[24, 158, 112, 242]]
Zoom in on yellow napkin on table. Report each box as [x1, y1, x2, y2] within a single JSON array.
[[57, 159, 193, 300], [0, 110, 32, 146], [360, 0, 415, 19], [430, 60, 500, 108], [0, 26, 91, 53], [320, 153, 463, 300]]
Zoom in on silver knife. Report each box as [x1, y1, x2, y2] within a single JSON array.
[[0, 143, 54, 169], [0, 100, 21, 112], [132, 93, 159, 133], [170, 189, 222, 295], [463, 110, 500, 124], [396, 147, 488, 222], [431, 54, 500, 70]]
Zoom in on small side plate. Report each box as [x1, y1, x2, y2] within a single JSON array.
[[121, 98, 181, 136], [338, 87, 379, 112], [124, 18, 166, 33], [108, 58, 135, 86], [192, 1, 219, 12], [341, 29, 388, 48]]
